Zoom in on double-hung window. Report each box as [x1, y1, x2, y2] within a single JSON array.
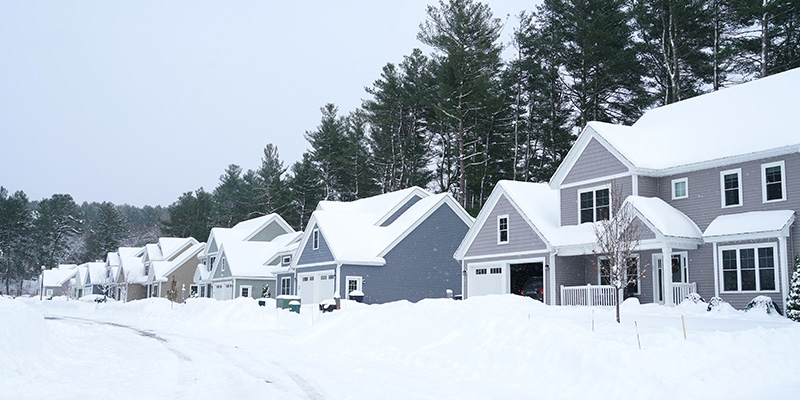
[[598, 256, 640, 295], [720, 244, 777, 292], [579, 187, 610, 223], [312, 229, 320, 250], [239, 285, 251, 298], [762, 161, 786, 202], [720, 169, 742, 208], [497, 215, 509, 244]]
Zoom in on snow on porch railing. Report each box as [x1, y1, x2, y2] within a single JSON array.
[[560, 284, 616, 306], [672, 282, 697, 305]]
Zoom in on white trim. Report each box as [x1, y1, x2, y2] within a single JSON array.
[[345, 276, 363, 298], [761, 160, 787, 203], [779, 236, 790, 307], [720, 168, 743, 208], [550, 126, 637, 189], [718, 242, 780, 293], [374, 188, 430, 226], [671, 177, 688, 200], [577, 184, 611, 224], [280, 276, 292, 296], [652, 251, 689, 304], [461, 248, 552, 262], [239, 284, 252, 298], [713, 242, 720, 298], [632, 174, 639, 196], [465, 257, 547, 299], [497, 214, 509, 245], [294, 261, 338, 269], [636, 144, 800, 178], [597, 254, 641, 295], [558, 172, 632, 189], [282, 255, 292, 265]]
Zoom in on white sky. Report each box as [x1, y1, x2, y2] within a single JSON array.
[[0, 0, 538, 207]]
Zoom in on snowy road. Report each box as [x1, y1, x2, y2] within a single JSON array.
[[3, 296, 800, 400]]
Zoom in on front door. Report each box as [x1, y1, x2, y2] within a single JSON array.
[[652, 253, 688, 304]]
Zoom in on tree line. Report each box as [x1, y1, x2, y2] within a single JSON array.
[[4, 0, 798, 291], [163, 0, 800, 234]]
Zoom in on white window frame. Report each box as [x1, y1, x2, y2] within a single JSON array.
[[346, 276, 363, 298], [312, 229, 320, 250], [597, 254, 641, 295], [282, 255, 292, 265], [280, 277, 291, 295], [578, 184, 611, 224], [239, 285, 252, 298], [46, 289, 53, 297], [671, 178, 688, 200], [497, 214, 509, 245], [190, 284, 198, 296], [720, 168, 742, 208], [718, 243, 779, 293], [761, 160, 786, 203]]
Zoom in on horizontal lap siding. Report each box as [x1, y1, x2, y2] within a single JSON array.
[[296, 223, 335, 265], [465, 195, 547, 259], [560, 177, 634, 226], [345, 205, 469, 304], [659, 154, 800, 309], [637, 176, 659, 197], [235, 278, 274, 299], [554, 256, 588, 305], [563, 138, 628, 185]]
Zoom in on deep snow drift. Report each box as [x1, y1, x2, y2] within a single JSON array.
[[2, 295, 799, 399]]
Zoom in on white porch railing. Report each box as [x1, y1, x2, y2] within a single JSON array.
[[560, 284, 617, 306], [672, 282, 697, 304]]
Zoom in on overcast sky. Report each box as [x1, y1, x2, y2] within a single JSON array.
[[0, 0, 538, 207]]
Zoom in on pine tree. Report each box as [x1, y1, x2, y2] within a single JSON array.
[[305, 104, 349, 201], [211, 164, 250, 227], [84, 202, 129, 262], [728, 0, 800, 78], [340, 110, 381, 201], [34, 194, 83, 268], [255, 144, 289, 215], [418, 0, 504, 208], [162, 189, 214, 242], [786, 254, 800, 322], [0, 188, 35, 294], [285, 153, 325, 231]]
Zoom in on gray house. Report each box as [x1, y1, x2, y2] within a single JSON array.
[[286, 187, 473, 304], [41, 265, 78, 298], [456, 67, 800, 311]]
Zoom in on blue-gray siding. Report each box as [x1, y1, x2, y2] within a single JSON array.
[[339, 204, 469, 304], [235, 278, 275, 299], [296, 223, 335, 265], [563, 137, 628, 185], [464, 194, 548, 258], [637, 175, 659, 198]]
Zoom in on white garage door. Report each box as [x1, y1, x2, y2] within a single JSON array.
[[298, 271, 335, 304], [468, 264, 506, 297], [213, 282, 233, 300]]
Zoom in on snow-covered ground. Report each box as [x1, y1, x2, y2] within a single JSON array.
[[2, 295, 799, 399]]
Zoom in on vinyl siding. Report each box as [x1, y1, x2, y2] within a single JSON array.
[[560, 176, 634, 226], [156, 258, 198, 301], [296, 223, 335, 265], [637, 176, 659, 197], [341, 204, 469, 304], [554, 256, 588, 305], [249, 221, 289, 242], [464, 194, 548, 258], [563, 138, 629, 185], [235, 278, 274, 299]]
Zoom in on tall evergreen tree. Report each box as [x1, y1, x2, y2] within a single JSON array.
[[255, 144, 289, 215], [542, 0, 647, 127], [631, 0, 715, 105], [34, 194, 83, 268], [418, 0, 504, 208], [162, 189, 214, 242], [84, 202, 129, 261], [787, 254, 800, 322], [340, 110, 381, 201], [728, 0, 800, 78], [211, 164, 250, 227], [0, 188, 35, 294], [285, 153, 325, 230]]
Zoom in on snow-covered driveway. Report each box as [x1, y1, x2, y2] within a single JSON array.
[[2, 296, 800, 399]]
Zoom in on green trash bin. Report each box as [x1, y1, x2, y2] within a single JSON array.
[[276, 295, 301, 309], [289, 300, 301, 314]]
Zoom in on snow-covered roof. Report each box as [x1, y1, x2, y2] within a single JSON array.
[[119, 247, 145, 284], [703, 210, 795, 242], [625, 196, 702, 240], [42, 268, 77, 287], [149, 242, 205, 283], [158, 237, 197, 260], [220, 232, 302, 277], [106, 252, 121, 267], [205, 214, 295, 257], [554, 68, 800, 184], [309, 189, 473, 265]]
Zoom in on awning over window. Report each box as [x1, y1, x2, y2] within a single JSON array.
[[703, 210, 795, 242]]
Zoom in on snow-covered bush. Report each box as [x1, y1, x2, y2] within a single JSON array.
[[707, 296, 726, 312], [682, 293, 705, 304], [786, 254, 800, 322], [745, 296, 782, 316]]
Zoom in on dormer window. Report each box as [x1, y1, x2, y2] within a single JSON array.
[[497, 215, 509, 244], [579, 187, 610, 223], [282, 255, 292, 265], [312, 229, 320, 250]]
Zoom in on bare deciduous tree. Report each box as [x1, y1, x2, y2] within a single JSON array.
[[592, 184, 646, 323]]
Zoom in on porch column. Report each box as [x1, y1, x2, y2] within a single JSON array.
[[662, 246, 674, 306], [712, 242, 720, 298], [779, 236, 790, 308], [549, 252, 557, 306]]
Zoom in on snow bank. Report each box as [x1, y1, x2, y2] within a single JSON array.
[[0, 297, 53, 378]]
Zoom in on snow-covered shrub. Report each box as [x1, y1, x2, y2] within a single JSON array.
[[786, 254, 800, 322], [682, 293, 705, 304], [745, 296, 783, 316], [707, 296, 726, 312]]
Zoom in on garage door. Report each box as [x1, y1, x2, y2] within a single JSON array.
[[297, 271, 335, 304], [467, 264, 506, 297], [213, 282, 233, 300]]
